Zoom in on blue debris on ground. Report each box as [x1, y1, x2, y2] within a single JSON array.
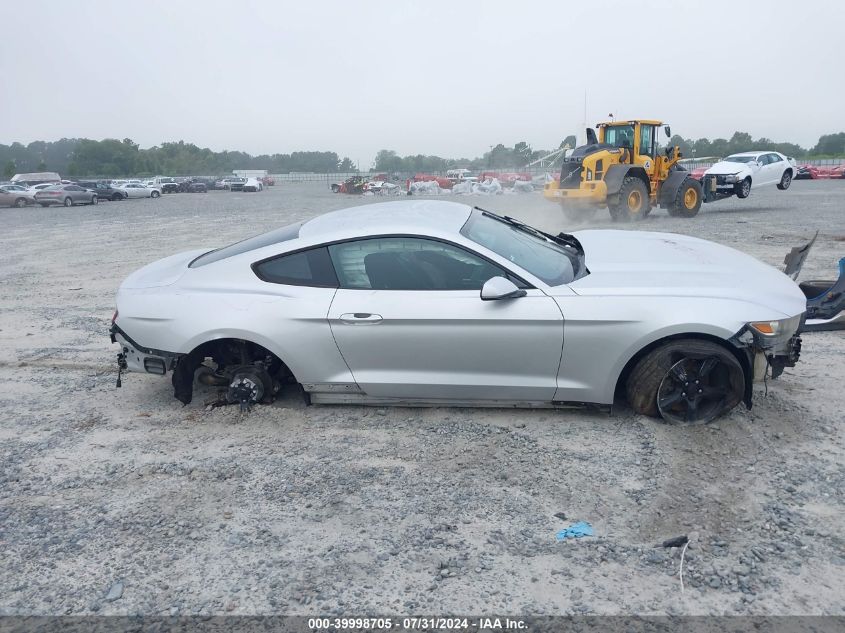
[[555, 521, 594, 542]]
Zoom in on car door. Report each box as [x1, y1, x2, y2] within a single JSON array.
[[64, 185, 82, 203], [0, 188, 15, 206], [326, 236, 564, 402], [767, 153, 786, 184], [756, 154, 775, 187]]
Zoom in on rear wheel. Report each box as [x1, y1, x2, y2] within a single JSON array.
[[777, 170, 792, 190], [111, 193, 123, 201], [14, 197, 27, 208], [150, 190, 160, 198], [609, 176, 650, 221], [626, 339, 745, 425], [90, 195, 98, 205], [64, 197, 73, 207], [735, 177, 751, 198], [668, 177, 703, 218]]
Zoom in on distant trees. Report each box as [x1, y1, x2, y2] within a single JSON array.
[[373, 150, 450, 173], [0, 139, 356, 177], [811, 132, 845, 156], [1, 129, 843, 179], [664, 130, 820, 160]]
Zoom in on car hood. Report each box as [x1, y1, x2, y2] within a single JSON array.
[[705, 160, 754, 175], [557, 230, 806, 317], [120, 249, 207, 289]]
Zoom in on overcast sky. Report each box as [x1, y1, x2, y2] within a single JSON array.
[[1, 0, 842, 165]]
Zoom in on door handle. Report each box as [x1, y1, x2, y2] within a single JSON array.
[[339, 312, 383, 325]]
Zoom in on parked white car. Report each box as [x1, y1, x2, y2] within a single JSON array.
[[704, 151, 794, 198], [243, 177, 263, 192], [110, 201, 806, 425], [118, 183, 162, 198]]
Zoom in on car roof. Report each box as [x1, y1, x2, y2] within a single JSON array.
[[299, 200, 474, 241], [727, 151, 773, 157]]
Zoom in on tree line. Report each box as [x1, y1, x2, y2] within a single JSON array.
[[2, 131, 844, 179], [666, 131, 845, 160], [0, 138, 356, 179], [375, 132, 845, 173]]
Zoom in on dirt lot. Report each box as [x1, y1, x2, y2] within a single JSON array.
[[1, 181, 843, 617]]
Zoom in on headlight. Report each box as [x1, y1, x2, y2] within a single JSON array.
[[748, 314, 802, 338], [724, 174, 738, 183]]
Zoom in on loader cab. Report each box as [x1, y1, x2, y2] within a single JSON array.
[[598, 120, 663, 164]]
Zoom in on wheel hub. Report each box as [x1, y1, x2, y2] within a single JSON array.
[[656, 356, 735, 425]]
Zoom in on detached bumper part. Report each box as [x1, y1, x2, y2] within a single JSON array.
[[768, 335, 801, 379], [110, 325, 177, 376], [801, 257, 845, 332]]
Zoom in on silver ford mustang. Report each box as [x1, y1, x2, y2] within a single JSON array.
[[110, 201, 806, 424]]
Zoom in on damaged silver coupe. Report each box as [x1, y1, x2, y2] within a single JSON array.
[[110, 201, 810, 424]]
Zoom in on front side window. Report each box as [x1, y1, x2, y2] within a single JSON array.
[[253, 246, 337, 287], [328, 237, 511, 290]]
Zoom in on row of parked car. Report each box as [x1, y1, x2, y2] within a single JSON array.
[[0, 174, 274, 207], [0, 179, 165, 207]]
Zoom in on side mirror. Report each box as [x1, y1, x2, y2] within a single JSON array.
[[664, 125, 671, 137], [481, 276, 527, 301]]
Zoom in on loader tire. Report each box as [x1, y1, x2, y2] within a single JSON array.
[[609, 176, 650, 222], [625, 339, 745, 424], [668, 177, 703, 218]]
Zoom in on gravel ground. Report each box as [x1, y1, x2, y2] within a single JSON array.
[[0, 181, 843, 617]]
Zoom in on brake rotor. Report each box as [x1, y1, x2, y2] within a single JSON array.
[[226, 365, 273, 411]]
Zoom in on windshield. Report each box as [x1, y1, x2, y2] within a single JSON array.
[[190, 222, 302, 268], [603, 125, 635, 148], [724, 155, 758, 163], [460, 209, 586, 286]]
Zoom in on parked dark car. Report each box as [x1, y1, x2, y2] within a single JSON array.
[[76, 180, 128, 201], [188, 180, 208, 192]]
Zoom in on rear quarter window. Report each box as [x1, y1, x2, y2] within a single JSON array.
[[253, 246, 338, 287]]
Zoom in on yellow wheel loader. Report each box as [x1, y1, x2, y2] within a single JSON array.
[[543, 120, 704, 221]]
